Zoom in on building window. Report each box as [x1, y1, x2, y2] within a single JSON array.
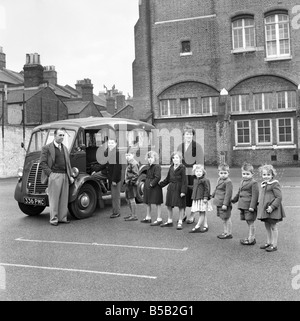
[[230, 94, 250, 113], [277, 118, 293, 143], [265, 12, 291, 59], [235, 120, 251, 144], [256, 119, 272, 144], [253, 92, 273, 111], [160, 99, 178, 116], [181, 41, 191, 53], [180, 98, 198, 115], [201, 97, 219, 114], [232, 17, 255, 51], [277, 91, 297, 109]]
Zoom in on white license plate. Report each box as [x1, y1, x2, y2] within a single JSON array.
[[23, 197, 45, 206]]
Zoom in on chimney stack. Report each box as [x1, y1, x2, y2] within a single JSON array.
[[43, 65, 57, 85], [75, 78, 94, 102], [23, 53, 44, 88], [106, 97, 116, 115], [0, 46, 6, 70], [115, 94, 126, 111]]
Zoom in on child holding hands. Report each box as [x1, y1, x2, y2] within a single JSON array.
[[211, 163, 233, 239], [159, 151, 187, 230], [189, 164, 213, 233], [257, 164, 286, 252], [231, 162, 259, 245], [141, 151, 163, 224]]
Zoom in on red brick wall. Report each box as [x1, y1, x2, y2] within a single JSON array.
[[26, 87, 68, 124]]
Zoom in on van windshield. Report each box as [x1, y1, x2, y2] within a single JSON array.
[[27, 129, 76, 153]]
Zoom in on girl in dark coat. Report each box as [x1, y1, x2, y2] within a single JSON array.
[[189, 164, 213, 233], [159, 151, 187, 230], [257, 164, 286, 252], [141, 151, 163, 224]]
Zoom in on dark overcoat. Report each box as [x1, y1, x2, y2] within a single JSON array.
[[159, 164, 187, 208], [143, 164, 163, 205]]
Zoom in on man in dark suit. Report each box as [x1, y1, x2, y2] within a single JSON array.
[[177, 126, 205, 226], [40, 128, 74, 226]]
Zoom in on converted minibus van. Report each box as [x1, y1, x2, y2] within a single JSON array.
[[14, 117, 156, 219]]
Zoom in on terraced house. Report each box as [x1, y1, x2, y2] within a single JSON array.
[[132, 0, 300, 166]]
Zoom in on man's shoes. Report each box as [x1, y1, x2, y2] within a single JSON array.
[[160, 222, 173, 227], [110, 213, 120, 218], [260, 243, 271, 249], [141, 218, 151, 223], [177, 223, 183, 230], [150, 220, 162, 226], [50, 222, 58, 226], [125, 216, 138, 221], [59, 220, 70, 224], [124, 215, 132, 220]]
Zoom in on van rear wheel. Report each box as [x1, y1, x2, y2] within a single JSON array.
[[18, 202, 45, 216], [135, 173, 146, 204], [68, 184, 97, 219]]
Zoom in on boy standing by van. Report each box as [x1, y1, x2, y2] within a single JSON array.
[[124, 147, 139, 221]]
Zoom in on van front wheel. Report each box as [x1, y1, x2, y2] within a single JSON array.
[[68, 184, 97, 219]]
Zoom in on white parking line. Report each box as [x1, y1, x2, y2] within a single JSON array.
[[0, 263, 157, 279], [15, 237, 188, 252]]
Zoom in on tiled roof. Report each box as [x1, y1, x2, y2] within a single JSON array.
[[0, 68, 24, 85], [6, 88, 42, 103], [99, 110, 112, 117], [49, 83, 72, 98], [64, 100, 90, 114]]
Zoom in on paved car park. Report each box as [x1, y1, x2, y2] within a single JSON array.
[[0, 166, 300, 301]]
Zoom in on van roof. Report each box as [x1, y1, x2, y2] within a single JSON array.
[[33, 117, 155, 132]]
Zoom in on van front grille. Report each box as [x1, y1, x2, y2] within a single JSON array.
[[27, 162, 47, 194]]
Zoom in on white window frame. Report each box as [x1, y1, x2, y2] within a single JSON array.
[[276, 91, 297, 109], [180, 97, 198, 115], [232, 17, 256, 53], [264, 13, 291, 60], [256, 119, 273, 145], [235, 120, 251, 145], [230, 94, 250, 113], [253, 92, 274, 111], [160, 99, 178, 116], [277, 118, 294, 144], [201, 96, 218, 115]]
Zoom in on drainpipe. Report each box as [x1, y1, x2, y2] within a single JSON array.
[[145, 0, 154, 125]]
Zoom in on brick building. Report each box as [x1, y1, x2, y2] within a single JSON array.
[[132, 0, 300, 166]]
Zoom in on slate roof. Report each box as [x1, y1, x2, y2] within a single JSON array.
[[64, 101, 91, 114], [0, 68, 24, 85], [6, 88, 42, 103]]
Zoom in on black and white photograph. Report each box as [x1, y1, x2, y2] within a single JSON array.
[[1, 0, 300, 309]]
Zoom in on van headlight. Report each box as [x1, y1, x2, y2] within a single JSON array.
[[71, 167, 79, 178], [17, 167, 23, 181]]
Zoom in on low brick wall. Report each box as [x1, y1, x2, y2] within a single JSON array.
[[0, 126, 31, 178]]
